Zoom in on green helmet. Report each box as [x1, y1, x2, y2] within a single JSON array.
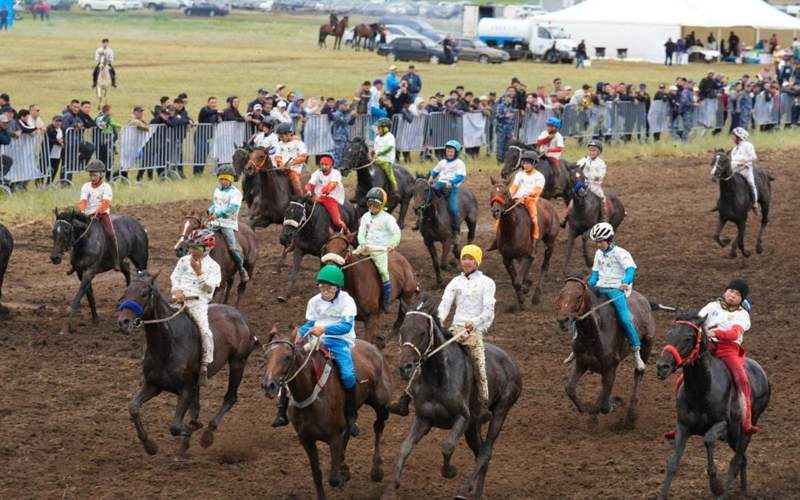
[[86, 159, 106, 173], [316, 265, 344, 288]]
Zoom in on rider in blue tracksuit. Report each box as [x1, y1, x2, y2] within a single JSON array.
[[428, 139, 466, 235]]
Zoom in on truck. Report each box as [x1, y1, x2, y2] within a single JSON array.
[[476, 17, 575, 63]]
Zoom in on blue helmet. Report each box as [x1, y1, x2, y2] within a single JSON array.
[[546, 117, 561, 129], [445, 139, 462, 158]]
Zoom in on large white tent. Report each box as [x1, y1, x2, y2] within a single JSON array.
[[535, 0, 800, 62]]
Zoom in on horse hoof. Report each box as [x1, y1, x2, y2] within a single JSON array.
[[179, 435, 192, 454], [370, 467, 384, 482], [742, 250, 751, 258], [756, 244, 764, 254], [143, 438, 159, 455], [442, 465, 458, 479], [200, 429, 214, 448], [710, 477, 725, 497], [276, 296, 287, 303], [719, 238, 731, 247], [340, 464, 351, 482], [329, 476, 343, 488]]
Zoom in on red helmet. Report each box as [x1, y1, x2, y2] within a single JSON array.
[[189, 229, 216, 250]]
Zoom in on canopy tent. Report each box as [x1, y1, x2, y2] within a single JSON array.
[[534, 0, 800, 62]]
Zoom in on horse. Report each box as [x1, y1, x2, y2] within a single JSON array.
[[117, 271, 258, 455], [383, 298, 522, 499], [95, 56, 112, 111], [173, 211, 258, 307], [339, 137, 415, 228], [50, 209, 149, 335], [500, 141, 574, 203], [240, 147, 294, 229], [710, 149, 772, 258], [655, 314, 770, 499], [0, 222, 12, 315], [278, 198, 357, 302], [333, 16, 348, 50], [321, 233, 419, 349], [261, 327, 392, 500], [488, 179, 559, 310], [410, 177, 478, 287], [318, 23, 333, 48], [352, 22, 381, 51], [554, 277, 654, 428]]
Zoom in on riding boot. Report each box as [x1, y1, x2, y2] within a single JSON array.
[[388, 392, 411, 416], [633, 348, 646, 371], [344, 387, 360, 437], [232, 249, 250, 283], [198, 364, 208, 387], [272, 389, 290, 427], [381, 281, 392, 313], [741, 393, 761, 435]]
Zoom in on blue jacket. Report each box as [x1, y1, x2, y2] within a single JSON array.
[[678, 88, 694, 114], [386, 72, 400, 93], [403, 72, 422, 97], [495, 101, 516, 127], [331, 110, 354, 141]]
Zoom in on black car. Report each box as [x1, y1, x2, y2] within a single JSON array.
[[377, 37, 452, 65], [184, 0, 228, 15]]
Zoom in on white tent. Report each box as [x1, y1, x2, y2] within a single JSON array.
[[535, 0, 800, 62]]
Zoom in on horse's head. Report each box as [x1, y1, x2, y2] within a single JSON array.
[[397, 297, 441, 380], [410, 176, 431, 216], [50, 209, 86, 264], [656, 312, 706, 380], [280, 199, 309, 247], [489, 177, 510, 220], [232, 146, 252, 177], [710, 148, 732, 181], [500, 142, 526, 180], [245, 147, 270, 177], [554, 277, 591, 332], [340, 138, 367, 175], [174, 212, 203, 257], [321, 232, 354, 267], [116, 270, 161, 335], [260, 326, 298, 398]]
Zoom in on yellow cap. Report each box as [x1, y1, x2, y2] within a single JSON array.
[[460, 244, 482, 266], [217, 174, 234, 183]]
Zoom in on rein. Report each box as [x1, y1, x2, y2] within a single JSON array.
[[564, 277, 625, 321], [661, 320, 704, 367], [56, 217, 94, 249], [490, 190, 521, 215], [264, 337, 329, 408], [283, 200, 317, 232], [118, 286, 198, 328]]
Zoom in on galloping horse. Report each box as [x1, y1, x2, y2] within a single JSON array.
[[0, 222, 12, 315], [489, 179, 559, 310], [240, 147, 294, 229], [321, 233, 419, 348], [117, 271, 258, 454], [173, 211, 258, 307], [710, 149, 772, 258], [410, 177, 478, 286], [50, 209, 149, 335], [500, 141, 574, 203], [261, 327, 391, 500], [383, 299, 522, 499], [95, 55, 112, 111], [656, 314, 770, 499], [555, 277, 654, 428]]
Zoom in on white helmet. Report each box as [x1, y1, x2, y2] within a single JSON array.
[[589, 222, 614, 242], [732, 127, 749, 141]]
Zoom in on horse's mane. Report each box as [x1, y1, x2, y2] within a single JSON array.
[[675, 309, 702, 322], [507, 139, 530, 150], [350, 136, 366, 145], [56, 209, 91, 225], [413, 295, 446, 332]]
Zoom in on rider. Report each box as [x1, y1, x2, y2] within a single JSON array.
[[78, 159, 120, 271], [564, 222, 646, 371], [508, 150, 545, 242], [352, 187, 401, 311], [563, 139, 608, 227], [272, 265, 361, 437], [207, 165, 249, 284], [273, 122, 308, 197], [730, 127, 759, 212], [535, 116, 565, 171], [305, 153, 349, 233], [252, 116, 278, 152], [372, 117, 398, 200], [170, 229, 222, 387], [428, 139, 466, 235], [92, 38, 117, 89]]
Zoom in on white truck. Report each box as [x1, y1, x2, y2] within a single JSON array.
[[476, 17, 575, 63]]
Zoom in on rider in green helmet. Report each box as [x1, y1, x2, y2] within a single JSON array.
[[372, 117, 398, 200]]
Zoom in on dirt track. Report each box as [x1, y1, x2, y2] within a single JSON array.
[[1, 150, 799, 499]]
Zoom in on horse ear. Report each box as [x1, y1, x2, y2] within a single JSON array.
[[265, 325, 278, 345], [490, 175, 497, 185]]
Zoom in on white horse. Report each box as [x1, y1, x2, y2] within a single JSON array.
[[96, 56, 112, 111]]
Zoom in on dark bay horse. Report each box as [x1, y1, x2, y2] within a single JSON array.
[[500, 141, 574, 203], [489, 179, 559, 310], [117, 271, 258, 454], [710, 149, 772, 258], [0, 222, 12, 315], [173, 212, 258, 307], [261, 327, 391, 500], [555, 278, 654, 428], [339, 137, 414, 228], [320, 16, 348, 49], [321, 233, 419, 349], [656, 314, 770, 499], [50, 209, 149, 335], [410, 178, 478, 286], [352, 22, 381, 51], [241, 147, 294, 229], [383, 299, 521, 499]]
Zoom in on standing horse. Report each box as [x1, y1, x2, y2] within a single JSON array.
[[50, 209, 149, 335], [0, 222, 12, 315], [383, 299, 521, 499], [352, 23, 381, 51], [656, 314, 770, 499], [95, 56, 112, 111], [173, 212, 258, 307], [488, 179, 559, 310], [710, 149, 772, 258], [500, 141, 574, 203], [333, 16, 348, 50], [339, 137, 414, 228], [261, 327, 391, 500], [321, 233, 419, 348], [410, 177, 478, 287], [117, 271, 258, 454], [555, 277, 654, 428]]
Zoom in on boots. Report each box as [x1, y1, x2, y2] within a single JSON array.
[[388, 393, 411, 416], [633, 349, 646, 371], [272, 389, 289, 427], [741, 393, 761, 435], [381, 281, 392, 312], [198, 364, 208, 387], [344, 387, 360, 437], [232, 250, 249, 283]]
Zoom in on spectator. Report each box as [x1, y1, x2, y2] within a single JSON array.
[[706, 33, 717, 50], [0, 115, 10, 145], [675, 38, 687, 65], [128, 106, 149, 131], [575, 40, 587, 68], [729, 31, 740, 57], [246, 104, 265, 126], [26, 104, 46, 132], [494, 92, 516, 163], [510, 77, 526, 111], [16, 109, 36, 135], [385, 65, 400, 93], [248, 88, 270, 113], [304, 97, 321, 115], [402, 65, 422, 100], [0, 6, 9, 31], [379, 95, 394, 119], [552, 78, 563, 94], [698, 72, 717, 100], [768, 33, 778, 54], [425, 95, 443, 114], [677, 78, 695, 140], [46, 115, 64, 183], [390, 80, 412, 119], [319, 97, 336, 119], [331, 99, 355, 168], [354, 81, 371, 115], [78, 101, 95, 129], [368, 79, 384, 116], [95, 104, 120, 178], [198, 96, 222, 125], [287, 95, 307, 121], [685, 31, 696, 48], [270, 100, 291, 124], [409, 96, 425, 117], [272, 84, 287, 107], [664, 38, 676, 66], [222, 96, 244, 122]]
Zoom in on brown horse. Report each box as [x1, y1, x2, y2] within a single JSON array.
[[320, 16, 348, 49], [321, 233, 419, 349], [261, 327, 392, 500], [554, 277, 654, 428], [174, 211, 258, 308], [489, 178, 560, 310], [352, 22, 381, 51]]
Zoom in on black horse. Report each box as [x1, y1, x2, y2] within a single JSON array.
[[278, 198, 357, 302], [0, 222, 12, 315], [409, 177, 478, 286], [50, 210, 149, 335], [117, 271, 258, 455], [339, 137, 414, 228], [656, 314, 770, 499], [383, 299, 522, 499], [500, 141, 574, 203], [710, 150, 772, 258]]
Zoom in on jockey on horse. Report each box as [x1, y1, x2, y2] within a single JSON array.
[[305, 152, 349, 233], [730, 127, 759, 213], [78, 159, 120, 270], [427, 140, 466, 235], [207, 164, 249, 283], [535, 116, 565, 172], [372, 117, 398, 201], [509, 150, 544, 241], [563, 139, 608, 226], [92, 38, 117, 88], [273, 122, 307, 197]]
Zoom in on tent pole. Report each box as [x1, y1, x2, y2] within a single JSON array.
[[717, 28, 721, 52], [755, 27, 760, 47]]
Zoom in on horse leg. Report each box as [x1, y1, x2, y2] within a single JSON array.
[[441, 238, 454, 270], [86, 282, 99, 322], [366, 315, 385, 350], [278, 247, 304, 302], [565, 362, 594, 414], [464, 422, 483, 460], [725, 435, 751, 496], [169, 388, 194, 441], [657, 424, 690, 500], [223, 276, 234, 304], [503, 256, 524, 312], [180, 388, 202, 453], [624, 366, 644, 429], [370, 405, 389, 482], [441, 415, 469, 479], [63, 269, 97, 334], [458, 404, 511, 500], [755, 218, 766, 254], [597, 365, 619, 414], [301, 437, 327, 500], [201, 359, 245, 448], [273, 245, 288, 274], [425, 241, 442, 286], [397, 198, 410, 229], [128, 383, 162, 455], [736, 221, 750, 258], [120, 259, 132, 286], [702, 421, 727, 497], [328, 433, 345, 488], [235, 276, 247, 308], [533, 237, 555, 304], [714, 218, 730, 247], [383, 417, 433, 499], [519, 255, 534, 296]]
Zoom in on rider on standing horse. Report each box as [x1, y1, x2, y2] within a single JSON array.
[[273, 122, 308, 198], [509, 150, 545, 241], [730, 127, 759, 213], [92, 38, 117, 88], [305, 153, 349, 233], [372, 117, 398, 200], [272, 265, 361, 438], [352, 187, 402, 311], [78, 159, 120, 270], [170, 229, 222, 386], [564, 223, 646, 371], [535, 116, 565, 171], [208, 165, 249, 284], [427, 140, 466, 235], [563, 140, 608, 226]]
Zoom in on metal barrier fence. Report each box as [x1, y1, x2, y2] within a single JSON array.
[[0, 133, 50, 186]]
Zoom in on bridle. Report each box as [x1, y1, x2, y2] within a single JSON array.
[[54, 217, 93, 251], [118, 278, 187, 328], [401, 310, 465, 363], [562, 276, 626, 321], [489, 185, 521, 215], [174, 214, 202, 250], [413, 178, 433, 212], [283, 200, 316, 232], [320, 233, 351, 267], [661, 320, 704, 367], [263, 337, 328, 408], [711, 151, 734, 181], [506, 145, 525, 174]]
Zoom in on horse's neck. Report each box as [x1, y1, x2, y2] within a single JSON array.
[[420, 328, 458, 388], [286, 349, 317, 404], [300, 208, 329, 250], [143, 299, 176, 361], [681, 350, 713, 401]]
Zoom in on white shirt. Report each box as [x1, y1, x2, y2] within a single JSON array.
[[50, 127, 63, 158], [357, 210, 401, 249], [308, 168, 345, 204], [170, 255, 222, 303], [368, 86, 382, 110], [699, 300, 751, 345], [273, 138, 308, 174], [270, 108, 292, 124], [432, 158, 466, 184], [305, 291, 358, 346], [511, 169, 545, 199], [95, 47, 114, 64], [591, 245, 636, 289], [80, 181, 113, 216], [253, 132, 278, 152], [576, 156, 607, 184], [438, 271, 496, 332], [731, 141, 756, 171], [536, 130, 565, 159], [209, 185, 243, 230], [374, 132, 395, 163]]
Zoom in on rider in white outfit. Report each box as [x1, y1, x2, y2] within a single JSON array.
[[563, 140, 608, 225], [729, 127, 758, 209]]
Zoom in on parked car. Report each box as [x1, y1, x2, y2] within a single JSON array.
[[184, 0, 228, 15], [79, 0, 142, 11], [257, 0, 273, 10], [48, 0, 76, 10], [143, 0, 187, 9], [344, 24, 430, 48], [454, 37, 509, 64], [231, 0, 260, 8], [377, 36, 453, 65], [378, 16, 444, 43]]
